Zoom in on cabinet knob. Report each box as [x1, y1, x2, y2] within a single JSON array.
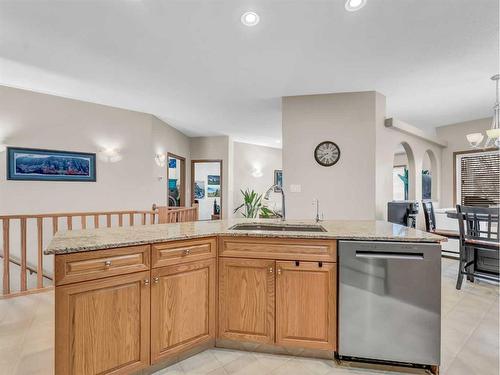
[[153, 277, 159, 284], [104, 260, 112, 267], [277, 268, 282, 276], [184, 249, 191, 255], [144, 279, 150, 286], [269, 267, 274, 274]]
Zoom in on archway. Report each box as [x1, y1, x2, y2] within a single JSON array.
[[392, 142, 416, 201], [422, 149, 438, 201]]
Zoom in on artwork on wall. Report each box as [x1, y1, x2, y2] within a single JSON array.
[[207, 185, 220, 197], [168, 158, 177, 168], [194, 180, 205, 199], [274, 169, 283, 192], [207, 175, 220, 185], [7, 147, 96, 182]]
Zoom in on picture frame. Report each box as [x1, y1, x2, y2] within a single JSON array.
[[274, 169, 283, 192], [7, 147, 97, 182]]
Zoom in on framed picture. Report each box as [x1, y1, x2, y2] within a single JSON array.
[[207, 185, 220, 197], [274, 169, 283, 191], [207, 175, 220, 185], [194, 180, 205, 199], [7, 147, 96, 182]]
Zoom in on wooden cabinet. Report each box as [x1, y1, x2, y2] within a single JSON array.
[[152, 237, 216, 268], [218, 258, 275, 344], [55, 271, 150, 375], [55, 245, 150, 286], [151, 258, 216, 364], [219, 237, 337, 262], [276, 261, 337, 350]]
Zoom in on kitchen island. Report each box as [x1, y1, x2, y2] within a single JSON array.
[[46, 219, 444, 375]]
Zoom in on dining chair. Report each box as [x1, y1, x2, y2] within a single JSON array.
[[456, 205, 500, 290], [422, 200, 460, 238]]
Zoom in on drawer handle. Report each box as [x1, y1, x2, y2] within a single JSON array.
[[104, 260, 112, 267], [183, 249, 191, 255], [269, 267, 274, 274], [153, 277, 159, 284], [144, 279, 150, 286]]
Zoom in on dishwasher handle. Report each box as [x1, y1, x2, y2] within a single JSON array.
[[355, 251, 424, 260]]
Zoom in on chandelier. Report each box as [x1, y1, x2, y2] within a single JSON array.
[[466, 74, 500, 148]]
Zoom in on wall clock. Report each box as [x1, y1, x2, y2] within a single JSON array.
[[314, 141, 340, 167]]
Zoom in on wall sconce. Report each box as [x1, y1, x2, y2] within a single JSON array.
[[98, 148, 122, 163], [155, 153, 166, 167], [251, 167, 263, 178]]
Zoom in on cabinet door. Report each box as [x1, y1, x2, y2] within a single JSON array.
[[276, 261, 336, 350], [55, 271, 150, 375], [218, 257, 275, 344], [151, 258, 216, 364]]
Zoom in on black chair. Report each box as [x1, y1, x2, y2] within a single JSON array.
[[421, 201, 460, 239], [456, 205, 500, 290]]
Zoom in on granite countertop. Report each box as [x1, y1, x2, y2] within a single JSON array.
[[45, 218, 445, 255]]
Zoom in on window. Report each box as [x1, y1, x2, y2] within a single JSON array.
[[455, 150, 500, 207]]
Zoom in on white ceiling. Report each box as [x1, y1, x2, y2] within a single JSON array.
[[0, 0, 498, 147]]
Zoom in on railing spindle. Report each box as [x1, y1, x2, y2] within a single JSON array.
[[130, 213, 134, 226], [20, 218, 27, 291], [142, 213, 146, 225], [106, 214, 112, 228], [67, 216, 73, 230], [53, 217, 59, 235], [2, 219, 10, 295], [94, 214, 99, 228], [37, 217, 43, 288], [119, 214, 123, 227], [81, 215, 87, 230], [150, 213, 155, 225]]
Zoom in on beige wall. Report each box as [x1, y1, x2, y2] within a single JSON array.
[[282, 92, 378, 220], [375, 93, 443, 227], [151, 116, 191, 207], [0, 85, 191, 215], [232, 141, 282, 217], [190, 136, 232, 219], [436, 117, 492, 208], [282, 91, 444, 226]]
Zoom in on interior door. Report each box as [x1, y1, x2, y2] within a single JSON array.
[[218, 257, 275, 344], [276, 261, 336, 350], [191, 160, 222, 220], [55, 271, 150, 375], [151, 258, 215, 363]]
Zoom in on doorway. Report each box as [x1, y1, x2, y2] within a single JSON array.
[[167, 153, 186, 207], [191, 160, 223, 220]]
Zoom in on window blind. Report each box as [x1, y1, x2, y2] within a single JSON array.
[[460, 152, 500, 207]]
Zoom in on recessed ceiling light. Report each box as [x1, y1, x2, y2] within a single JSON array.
[[241, 11, 260, 26], [345, 0, 367, 12]]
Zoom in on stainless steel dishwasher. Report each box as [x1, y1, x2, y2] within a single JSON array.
[[338, 240, 441, 367]]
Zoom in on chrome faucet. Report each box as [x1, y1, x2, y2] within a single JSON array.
[[314, 199, 320, 223], [265, 184, 286, 221]]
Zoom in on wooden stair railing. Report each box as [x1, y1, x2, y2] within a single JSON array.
[[1, 206, 199, 298], [0, 206, 199, 298]]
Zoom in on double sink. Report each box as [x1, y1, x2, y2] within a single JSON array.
[[229, 223, 327, 233]]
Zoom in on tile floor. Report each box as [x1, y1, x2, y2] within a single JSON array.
[[0, 258, 498, 375]]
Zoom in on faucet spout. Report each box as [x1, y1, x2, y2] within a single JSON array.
[[264, 184, 286, 221]]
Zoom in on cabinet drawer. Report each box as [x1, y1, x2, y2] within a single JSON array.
[[55, 245, 150, 286], [152, 237, 216, 268], [219, 237, 336, 262]]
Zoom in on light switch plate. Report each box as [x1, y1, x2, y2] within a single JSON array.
[[290, 184, 301, 193]]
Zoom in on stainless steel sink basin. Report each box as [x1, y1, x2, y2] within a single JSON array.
[[228, 223, 327, 232]]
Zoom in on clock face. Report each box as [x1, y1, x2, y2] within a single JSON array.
[[314, 141, 340, 167]]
